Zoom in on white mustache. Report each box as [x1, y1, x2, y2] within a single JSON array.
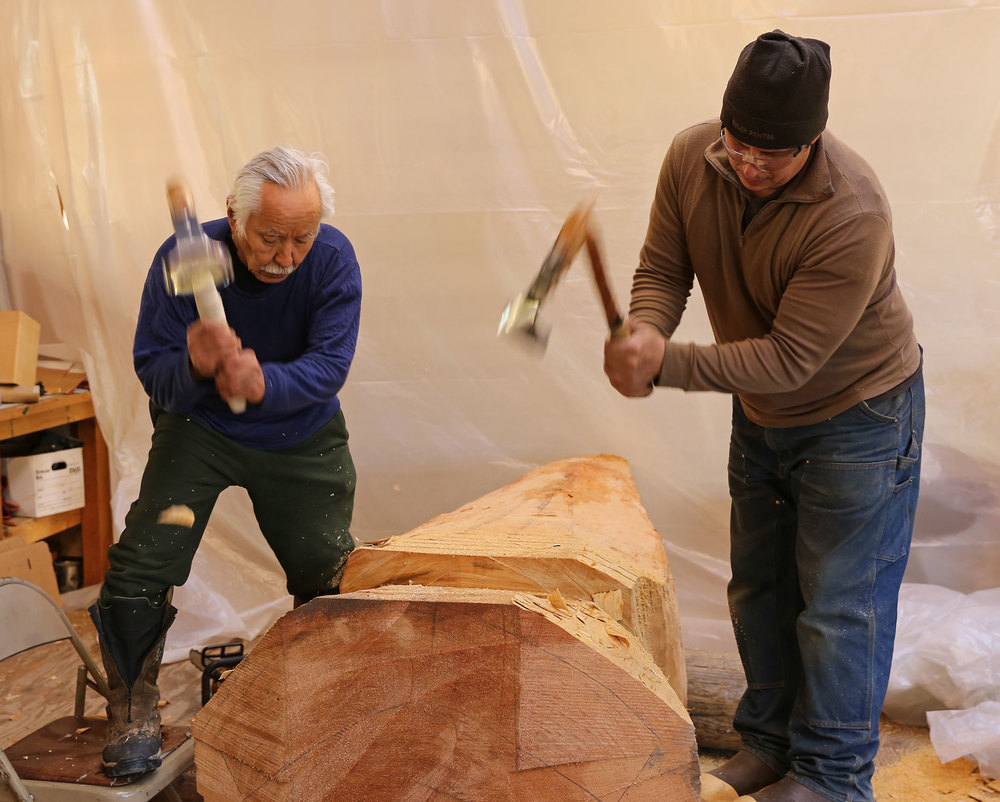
[[258, 263, 296, 278]]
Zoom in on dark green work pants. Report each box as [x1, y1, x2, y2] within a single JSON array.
[[102, 405, 356, 604]]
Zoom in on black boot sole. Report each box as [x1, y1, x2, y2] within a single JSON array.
[[104, 752, 163, 778]]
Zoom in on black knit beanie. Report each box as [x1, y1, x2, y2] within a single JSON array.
[[720, 30, 831, 150]]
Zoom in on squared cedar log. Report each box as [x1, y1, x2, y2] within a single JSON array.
[[341, 454, 687, 705], [193, 586, 699, 801]]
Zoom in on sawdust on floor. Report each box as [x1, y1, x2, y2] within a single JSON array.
[[874, 746, 1000, 801], [700, 721, 998, 802]]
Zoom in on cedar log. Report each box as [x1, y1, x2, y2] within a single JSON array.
[[193, 586, 699, 801], [685, 648, 744, 754], [341, 454, 687, 705], [193, 455, 700, 800]]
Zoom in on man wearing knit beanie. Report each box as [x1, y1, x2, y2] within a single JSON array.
[[605, 31, 923, 802]]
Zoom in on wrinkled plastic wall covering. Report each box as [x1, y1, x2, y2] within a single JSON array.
[[1, 2, 998, 664]]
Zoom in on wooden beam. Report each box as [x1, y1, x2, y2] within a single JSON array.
[[193, 586, 699, 801], [685, 648, 744, 753], [342, 454, 687, 705]]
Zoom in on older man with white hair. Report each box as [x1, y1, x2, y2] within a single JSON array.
[[89, 145, 361, 779]]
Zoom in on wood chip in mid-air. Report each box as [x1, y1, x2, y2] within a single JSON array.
[[157, 504, 195, 527]]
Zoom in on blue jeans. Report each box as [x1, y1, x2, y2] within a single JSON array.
[[727, 374, 924, 802]]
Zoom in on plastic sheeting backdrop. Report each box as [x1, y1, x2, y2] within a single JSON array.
[[2, 0, 999, 759]]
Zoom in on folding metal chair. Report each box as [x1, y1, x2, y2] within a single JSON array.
[[0, 577, 193, 801]]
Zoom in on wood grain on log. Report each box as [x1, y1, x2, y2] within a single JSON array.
[[193, 586, 699, 802], [685, 648, 744, 753], [342, 454, 687, 705]]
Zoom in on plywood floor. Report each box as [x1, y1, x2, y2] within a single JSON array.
[[2, 589, 996, 802]]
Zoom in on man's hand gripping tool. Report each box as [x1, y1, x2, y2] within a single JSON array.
[[162, 177, 246, 414]]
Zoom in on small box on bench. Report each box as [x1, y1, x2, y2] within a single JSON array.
[[2, 447, 85, 518], [0, 310, 40, 387]]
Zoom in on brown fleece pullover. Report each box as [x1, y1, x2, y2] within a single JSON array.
[[631, 120, 920, 427]]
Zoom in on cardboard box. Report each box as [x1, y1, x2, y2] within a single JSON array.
[[2, 447, 85, 518], [0, 310, 41, 386], [0, 535, 61, 603]]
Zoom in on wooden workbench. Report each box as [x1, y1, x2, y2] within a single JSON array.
[[0, 392, 113, 587]]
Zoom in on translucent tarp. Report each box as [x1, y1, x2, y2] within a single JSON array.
[[2, 0, 998, 771], [887, 584, 1000, 777]]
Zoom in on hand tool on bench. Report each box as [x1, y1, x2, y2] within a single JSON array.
[[498, 198, 629, 351], [162, 177, 245, 413]]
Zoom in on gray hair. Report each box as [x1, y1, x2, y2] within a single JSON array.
[[227, 146, 335, 238]]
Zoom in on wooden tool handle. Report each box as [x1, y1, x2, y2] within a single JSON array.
[[165, 176, 204, 244], [554, 198, 595, 267], [166, 177, 195, 219], [193, 282, 247, 414], [584, 229, 628, 337], [609, 317, 631, 340]]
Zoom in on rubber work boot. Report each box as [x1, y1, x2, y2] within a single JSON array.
[[89, 594, 177, 778], [701, 750, 784, 801], [736, 777, 831, 802]]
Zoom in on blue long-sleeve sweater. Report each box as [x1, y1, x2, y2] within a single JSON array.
[[133, 217, 361, 451]]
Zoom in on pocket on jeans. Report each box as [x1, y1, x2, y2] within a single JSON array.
[[878, 435, 921, 563], [876, 482, 915, 563], [858, 391, 904, 423]]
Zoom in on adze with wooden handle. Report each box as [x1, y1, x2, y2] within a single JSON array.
[[498, 199, 629, 351]]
